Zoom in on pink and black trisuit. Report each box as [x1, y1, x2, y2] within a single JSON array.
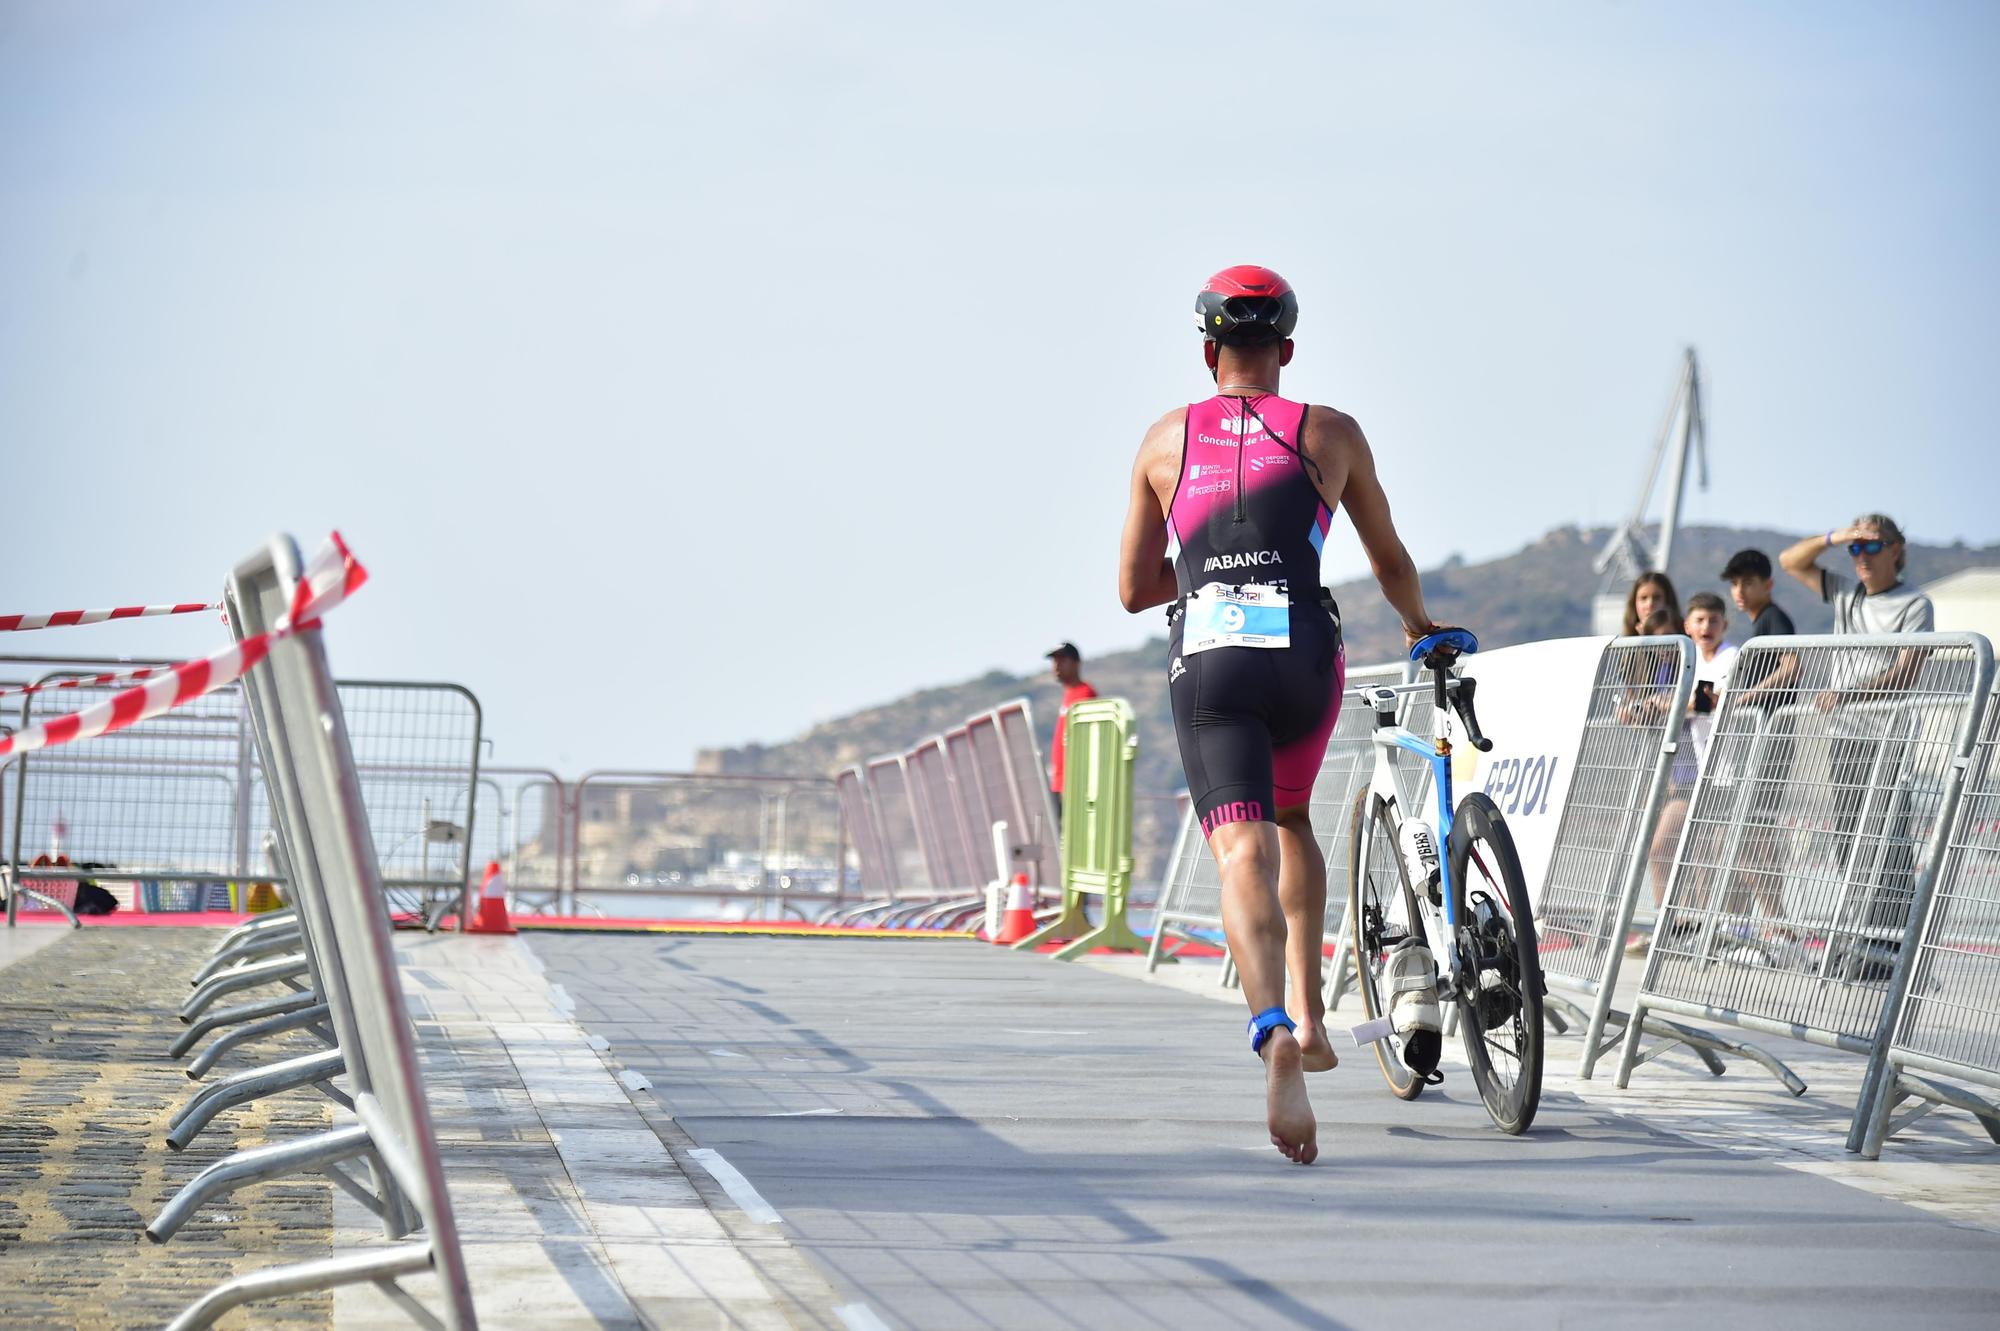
[[1166, 393, 1346, 837]]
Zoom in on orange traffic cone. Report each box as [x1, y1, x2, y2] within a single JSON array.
[[992, 874, 1036, 945], [468, 860, 517, 935]]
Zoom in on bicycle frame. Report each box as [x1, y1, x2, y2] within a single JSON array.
[[1360, 677, 1465, 976]]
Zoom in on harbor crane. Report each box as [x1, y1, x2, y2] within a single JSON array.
[[1592, 348, 1709, 634]]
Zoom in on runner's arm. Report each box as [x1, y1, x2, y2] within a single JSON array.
[[1118, 421, 1179, 613], [1332, 416, 1436, 645]]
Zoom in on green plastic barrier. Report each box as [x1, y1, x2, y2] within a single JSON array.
[[1016, 697, 1147, 960]]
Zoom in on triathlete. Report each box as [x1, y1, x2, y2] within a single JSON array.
[[1117, 265, 1442, 1164]]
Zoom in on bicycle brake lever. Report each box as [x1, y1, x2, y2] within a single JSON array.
[[1453, 675, 1495, 753]]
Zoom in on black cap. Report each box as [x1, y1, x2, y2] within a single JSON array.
[[1720, 549, 1772, 580], [1045, 642, 1080, 662]]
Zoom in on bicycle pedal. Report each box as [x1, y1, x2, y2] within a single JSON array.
[[1350, 1017, 1394, 1046]]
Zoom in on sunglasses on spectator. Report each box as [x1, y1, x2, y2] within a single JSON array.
[[1847, 540, 1887, 556]]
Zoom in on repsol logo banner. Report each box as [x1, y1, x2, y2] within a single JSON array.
[[1446, 635, 1611, 909], [1481, 754, 1560, 818]]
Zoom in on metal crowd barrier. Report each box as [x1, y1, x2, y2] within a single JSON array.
[[2, 655, 485, 931], [144, 534, 478, 1329], [836, 767, 894, 895], [478, 766, 567, 914], [1616, 634, 1995, 1135], [834, 697, 1061, 921], [864, 754, 935, 893], [1146, 661, 1427, 1002], [1858, 680, 2000, 1156], [1524, 636, 1771, 1080], [321, 681, 483, 929]]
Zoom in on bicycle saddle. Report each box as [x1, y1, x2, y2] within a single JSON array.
[[1409, 627, 1480, 663]]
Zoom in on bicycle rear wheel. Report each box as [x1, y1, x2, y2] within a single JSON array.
[[1347, 790, 1427, 1101], [1447, 792, 1544, 1134]]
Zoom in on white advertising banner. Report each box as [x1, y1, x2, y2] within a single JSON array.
[[1450, 636, 1610, 906]]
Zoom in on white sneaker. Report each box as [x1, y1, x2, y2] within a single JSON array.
[[1386, 940, 1442, 1073]]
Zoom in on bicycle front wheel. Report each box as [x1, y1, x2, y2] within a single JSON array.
[[1347, 790, 1427, 1101], [1447, 792, 1544, 1135]]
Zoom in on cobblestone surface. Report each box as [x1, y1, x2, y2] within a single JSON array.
[[0, 928, 332, 1330]]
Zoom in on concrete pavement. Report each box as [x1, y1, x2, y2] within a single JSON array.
[[533, 934, 2000, 1331]]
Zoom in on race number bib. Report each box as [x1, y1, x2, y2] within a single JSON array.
[[1182, 582, 1290, 655]]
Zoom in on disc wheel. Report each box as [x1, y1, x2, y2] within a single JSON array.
[[1447, 792, 1544, 1135], [1347, 790, 1427, 1101]]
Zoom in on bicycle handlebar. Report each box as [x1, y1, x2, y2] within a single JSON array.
[[1348, 664, 1495, 752]]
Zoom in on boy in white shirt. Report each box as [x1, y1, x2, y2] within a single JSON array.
[[1629, 593, 1738, 956]]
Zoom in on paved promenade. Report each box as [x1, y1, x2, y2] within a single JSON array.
[[5, 923, 1997, 1329], [534, 933, 2000, 1331]]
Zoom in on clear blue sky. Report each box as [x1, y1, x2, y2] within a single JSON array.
[[3, 2, 1994, 771]]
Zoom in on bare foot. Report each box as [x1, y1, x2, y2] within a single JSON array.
[[1261, 1028, 1319, 1165], [1294, 1016, 1338, 1073]]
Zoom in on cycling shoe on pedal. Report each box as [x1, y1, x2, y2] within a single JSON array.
[[1387, 940, 1442, 1074]]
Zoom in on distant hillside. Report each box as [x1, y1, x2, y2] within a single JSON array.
[[701, 524, 2000, 890]]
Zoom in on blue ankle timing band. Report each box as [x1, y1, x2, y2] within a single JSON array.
[[1248, 1006, 1296, 1053]]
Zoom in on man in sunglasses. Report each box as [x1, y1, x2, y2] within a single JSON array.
[[1778, 513, 1934, 978], [1779, 513, 1934, 684]]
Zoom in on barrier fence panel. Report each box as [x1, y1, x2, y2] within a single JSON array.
[[9, 674, 248, 920], [863, 756, 934, 894], [333, 682, 483, 929], [1533, 637, 1695, 1077], [481, 768, 566, 913], [993, 701, 1062, 888], [1861, 681, 2000, 1156], [819, 699, 1062, 926], [0, 655, 204, 923], [908, 739, 983, 890], [167, 533, 477, 1330], [568, 770, 843, 916], [952, 708, 1038, 887], [2, 659, 485, 928], [1618, 634, 1995, 1125], [836, 766, 895, 897], [940, 726, 991, 866]]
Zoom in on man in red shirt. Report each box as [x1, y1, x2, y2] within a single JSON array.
[[1045, 642, 1098, 819]]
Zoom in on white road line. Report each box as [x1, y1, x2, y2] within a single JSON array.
[[763, 1107, 843, 1117], [617, 1068, 652, 1091], [687, 1148, 783, 1224], [1000, 1028, 1089, 1036], [707, 1048, 747, 1058], [835, 1303, 893, 1331]]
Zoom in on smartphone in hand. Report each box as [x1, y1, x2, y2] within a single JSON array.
[[1693, 680, 1717, 715]]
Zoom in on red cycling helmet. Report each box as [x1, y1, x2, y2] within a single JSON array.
[[1196, 265, 1299, 345]]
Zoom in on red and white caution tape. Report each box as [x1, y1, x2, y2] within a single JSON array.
[[287, 530, 368, 629], [0, 533, 371, 704], [0, 665, 181, 703], [0, 533, 368, 760], [0, 602, 216, 633]]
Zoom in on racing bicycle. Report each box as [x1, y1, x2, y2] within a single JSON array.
[[1346, 629, 1545, 1135]]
